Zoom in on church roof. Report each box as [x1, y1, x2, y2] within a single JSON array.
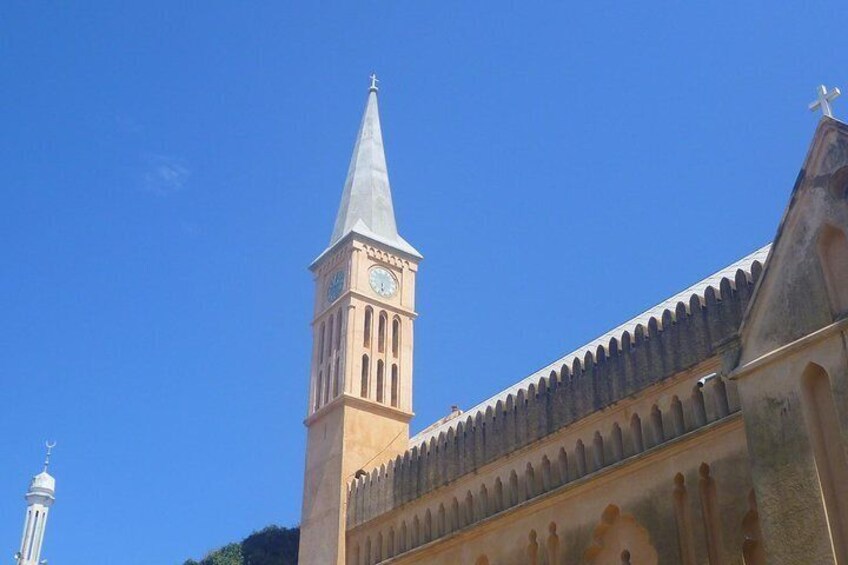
[[313, 82, 421, 266], [410, 243, 772, 446]]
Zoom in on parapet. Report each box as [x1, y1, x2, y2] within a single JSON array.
[[347, 251, 766, 528]]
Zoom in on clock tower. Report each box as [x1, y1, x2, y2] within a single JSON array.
[[298, 77, 421, 565]]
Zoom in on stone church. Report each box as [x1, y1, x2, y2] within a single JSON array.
[[298, 80, 848, 564]]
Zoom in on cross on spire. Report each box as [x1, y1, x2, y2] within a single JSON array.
[[809, 84, 841, 118], [369, 73, 379, 92]]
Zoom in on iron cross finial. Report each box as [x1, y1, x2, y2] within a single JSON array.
[[369, 73, 379, 93], [809, 84, 841, 118]]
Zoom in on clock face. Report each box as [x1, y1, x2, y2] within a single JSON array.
[[326, 271, 345, 303], [369, 267, 398, 298]]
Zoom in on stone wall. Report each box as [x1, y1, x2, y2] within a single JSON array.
[[346, 367, 753, 564], [346, 261, 763, 540]]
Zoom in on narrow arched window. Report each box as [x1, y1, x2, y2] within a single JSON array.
[[391, 364, 399, 407], [392, 318, 400, 357], [376, 360, 385, 403], [360, 354, 370, 398], [318, 322, 326, 364], [327, 314, 334, 358], [323, 364, 330, 405], [333, 362, 340, 398], [364, 308, 373, 348], [335, 308, 343, 350], [378, 311, 387, 353], [315, 370, 323, 411]]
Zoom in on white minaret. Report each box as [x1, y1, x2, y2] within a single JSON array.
[[15, 443, 56, 565]]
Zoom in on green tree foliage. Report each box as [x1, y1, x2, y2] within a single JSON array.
[[242, 526, 300, 564], [183, 525, 299, 565], [206, 544, 243, 565]]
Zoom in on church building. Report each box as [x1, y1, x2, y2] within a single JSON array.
[[298, 79, 848, 564]]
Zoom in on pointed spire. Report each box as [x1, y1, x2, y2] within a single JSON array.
[[320, 75, 421, 262]]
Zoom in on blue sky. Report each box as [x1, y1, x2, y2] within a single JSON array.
[[1, 2, 846, 563]]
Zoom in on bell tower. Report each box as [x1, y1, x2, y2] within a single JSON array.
[[298, 76, 421, 565]]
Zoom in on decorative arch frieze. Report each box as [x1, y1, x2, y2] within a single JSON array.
[[583, 504, 658, 565]]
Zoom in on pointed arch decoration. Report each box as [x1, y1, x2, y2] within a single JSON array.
[[327, 313, 334, 359], [493, 476, 505, 514], [583, 504, 658, 564], [692, 384, 707, 427], [315, 370, 323, 411], [800, 362, 848, 561], [333, 362, 340, 398], [698, 463, 724, 565], [378, 311, 388, 353], [392, 316, 401, 357], [509, 470, 520, 507], [527, 529, 539, 565], [817, 223, 848, 316], [650, 405, 664, 446], [741, 489, 766, 565], [376, 359, 385, 403], [318, 321, 326, 364], [323, 370, 330, 404], [360, 354, 370, 398], [412, 514, 421, 548], [478, 483, 489, 520], [630, 414, 645, 455], [464, 490, 474, 527], [364, 537, 371, 565], [423, 508, 433, 544], [546, 522, 560, 564], [364, 307, 373, 348], [437, 503, 446, 537], [391, 364, 399, 407], [335, 307, 343, 350], [399, 520, 408, 553], [450, 497, 460, 533], [387, 526, 395, 558], [576, 440, 587, 478], [672, 473, 696, 565], [541, 455, 553, 492]]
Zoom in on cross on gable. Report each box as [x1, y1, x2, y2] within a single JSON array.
[[809, 84, 841, 118]]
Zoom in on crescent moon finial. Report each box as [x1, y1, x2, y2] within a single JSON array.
[[43, 441, 57, 471]]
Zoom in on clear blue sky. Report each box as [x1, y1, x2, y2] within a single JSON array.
[[1, 2, 845, 563]]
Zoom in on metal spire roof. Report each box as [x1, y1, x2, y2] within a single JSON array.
[[317, 77, 421, 263]]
